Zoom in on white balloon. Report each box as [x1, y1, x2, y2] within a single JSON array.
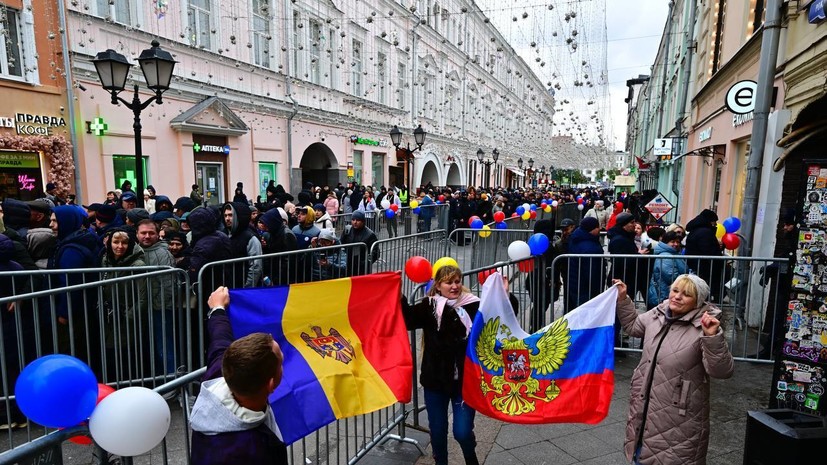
[[89, 387, 170, 457], [380, 199, 391, 209], [507, 240, 531, 261], [577, 204, 584, 211], [522, 203, 530, 211], [551, 200, 559, 207], [641, 232, 652, 248]]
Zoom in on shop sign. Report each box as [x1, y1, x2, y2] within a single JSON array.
[[733, 111, 754, 128], [614, 175, 636, 186], [698, 127, 713, 143], [653, 138, 673, 156], [0, 151, 40, 168], [352, 136, 387, 147], [644, 192, 675, 220], [4, 113, 68, 136], [810, 0, 826, 23], [725, 80, 757, 115], [193, 143, 230, 154], [18, 174, 36, 191]]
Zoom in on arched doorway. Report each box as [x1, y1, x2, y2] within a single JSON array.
[[446, 163, 462, 188], [299, 143, 338, 191], [421, 160, 440, 188]]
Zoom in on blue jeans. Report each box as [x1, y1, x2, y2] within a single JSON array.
[[423, 388, 478, 465]]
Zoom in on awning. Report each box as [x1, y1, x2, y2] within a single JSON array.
[[674, 144, 726, 164], [506, 167, 525, 177]]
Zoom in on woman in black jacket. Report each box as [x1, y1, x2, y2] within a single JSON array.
[[402, 265, 481, 465]]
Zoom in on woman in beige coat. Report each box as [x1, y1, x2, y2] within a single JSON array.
[[614, 274, 734, 465]]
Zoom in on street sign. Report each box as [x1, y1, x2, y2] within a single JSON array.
[[644, 192, 675, 220], [725, 80, 757, 115], [653, 138, 672, 156]]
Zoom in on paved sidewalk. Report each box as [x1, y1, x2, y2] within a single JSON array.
[[363, 353, 773, 465]]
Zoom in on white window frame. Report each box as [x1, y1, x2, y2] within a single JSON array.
[[397, 61, 406, 110], [351, 38, 363, 96], [0, 4, 36, 84], [309, 19, 322, 85], [94, 0, 141, 27], [328, 26, 337, 90], [291, 9, 303, 78], [183, 0, 215, 50], [250, 0, 272, 68], [377, 51, 387, 105]]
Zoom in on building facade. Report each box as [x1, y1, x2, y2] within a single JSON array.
[[63, 0, 554, 205]]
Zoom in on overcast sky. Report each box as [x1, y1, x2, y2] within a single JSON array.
[[605, 0, 670, 151]]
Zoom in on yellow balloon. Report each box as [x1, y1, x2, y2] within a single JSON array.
[[410, 200, 419, 208], [715, 223, 725, 240], [521, 211, 530, 220], [543, 206, 552, 213], [432, 257, 460, 278], [479, 225, 491, 238]]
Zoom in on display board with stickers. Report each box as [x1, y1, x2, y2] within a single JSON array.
[[770, 163, 827, 416]]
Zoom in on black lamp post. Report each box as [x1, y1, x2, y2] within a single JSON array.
[[476, 148, 499, 189], [93, 40, 176, 208], [390, 125, 426, 193], [517, 158, 524, 187]]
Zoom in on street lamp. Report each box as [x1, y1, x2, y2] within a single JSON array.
[[476, 148, 499, 189], [93, 40, 176, 208], [390, 124, 426, 193]]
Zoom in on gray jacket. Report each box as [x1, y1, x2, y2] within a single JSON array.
[[142, 241, 175, 311]]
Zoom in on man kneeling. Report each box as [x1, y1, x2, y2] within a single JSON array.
[[190, 286, 288, 465]]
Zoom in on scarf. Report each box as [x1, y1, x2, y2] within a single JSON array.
[[430, 292, 480, 336]]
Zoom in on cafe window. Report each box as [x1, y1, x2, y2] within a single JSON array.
[[113, 155, 149, 192], [0, 151, 43, 201]]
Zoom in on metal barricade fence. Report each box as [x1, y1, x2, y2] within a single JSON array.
[[548, 253, 787, 363], [370, 230, 448, 297], [446, 228, 534, 271], [0, 266, 191, 456], [331, 205, 449, 241]]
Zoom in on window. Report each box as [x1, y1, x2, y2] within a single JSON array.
[[377, 52, 387, 104], [187, 0, 212, 49], [397, 62, 406, 109], [252, 0, 271, 67], [292, 10, 302, 77], [309, 20, 321, 84], [352, 39, 363, 96], [113, 155, 149, 191], [328, 28, 337, 90], [372, 153, 384, 187], [353, 150, 363, 184], [96, 0, 136, 25], [0, 6, 23, 78]]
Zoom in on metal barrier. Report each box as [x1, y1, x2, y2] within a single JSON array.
[[446, 228, 535, 271], [370, 230, 448, 297], [0, 266, 191, 456], [330, 205, 449, 241]]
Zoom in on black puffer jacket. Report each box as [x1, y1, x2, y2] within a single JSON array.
[[684, 210, 725, 301], [183, 207, 232, 284]]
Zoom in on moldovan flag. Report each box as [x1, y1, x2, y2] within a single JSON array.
[[463, 273, 616, 424], [228, 272, 412, 444]]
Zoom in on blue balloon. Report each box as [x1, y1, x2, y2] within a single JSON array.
[[413, 207, 421, 215], [529, 204, 537, 211], [515, 206, 525, 216], [15, 355, 98, 428], [470, 218, 484, 229], [424, 279, 433, 292], [528, 233, 550, 256], [435, 200, 442, 204], [723, 217, 741, 234], [495, 221, 508, 230], [385, 209, 395, 219]]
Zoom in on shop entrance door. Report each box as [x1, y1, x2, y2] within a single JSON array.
[[196, 162, 224, 207]]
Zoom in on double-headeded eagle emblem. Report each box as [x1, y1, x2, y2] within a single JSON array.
[[301, 326, 356, 364], [475, 316, 571, 416]]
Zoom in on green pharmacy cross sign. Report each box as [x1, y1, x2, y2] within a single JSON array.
[[194, 143, 202, 152], [89, 117, 108, 136]]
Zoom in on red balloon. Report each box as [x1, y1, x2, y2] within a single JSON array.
[[493, 211, 505, 223], [405, 256, 433, 283], [68, 383, 117, 445], [511, 212, 519, 218], [390, 204, 399, 212], [478, 269, 495, 285], [468, 216, 480, 226], [722, 233, 740, 250], [439, 195, 445, 202], [540, 202, 547, 209], [529, 211, 537, 219], [517, 259, 535, 273]]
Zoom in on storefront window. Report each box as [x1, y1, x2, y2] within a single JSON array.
[[731, 141, 750, 218], [0, 151, 42, 201], [113, 155, 148, 192], [372, 153, 384, 187], [258, 162, 276, 200], [353, 150, 363, 184]]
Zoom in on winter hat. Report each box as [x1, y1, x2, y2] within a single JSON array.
[[126, 208, 151, 224], [46, 182, 56, 191], [237, 182, 243, 188], [616, 212, 635, 228], [151, 211, 174, 222], [318, 228, 337, 242], [173, 197, 196, 212], [26, 199, 53, 214], [678, 273, 711, 306], [699, 209, 718, 223], [579, 216, 599, 232], [352, 211, 366, 221], [276, 207, 288, 223], [313, 203, 325, 212], [96, 205, 117, 223], [560, 218, 576, 228]]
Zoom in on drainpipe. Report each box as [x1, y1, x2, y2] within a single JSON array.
[[57, 0, 83, 203], [284, 0, 299, 192], [741, 0, 783, 256]]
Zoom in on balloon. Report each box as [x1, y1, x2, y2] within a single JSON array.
[[551, 200, 559, 207], [495, 222, 508, 230], [723, 217, 741, 234], [528, 233, 550, 255], [511, 212, 519, 218], [405, 256, 433, 283], [385, 209, 395, 219], [543, 206, 552, 213], [577, 204, 584, 211], [15, 355, 98, 428], [529, 211, 537, 220], [468, 216, 480, 226], [715, 223, 726, 240], [69, 383, 117, 445], [518, 260, 535, 273], [390, 204, 399, 212], [529, 204, 537, 211], [521, 212, 530, 220], [515, 206, 525, 216], [577, 198, 584, 204], [413, 207, 421, 215], [424, 279, 433, 293], [432, 256, 460, 278], [507, 241, 531, 261], [493, 211, 505, 223], [540, 202, 547, 209], [470, 218, 484, 229], [380, 199, 391, 209], [436, 200, 442, 204], [478, 269, 495, 285], [722, 233, 740, 250], [523, 203, 530, 212], [439, 195, 445, 202], [479, 225, 491, 238], [89, 387, 171, 457], [410, 200, 419, 208]]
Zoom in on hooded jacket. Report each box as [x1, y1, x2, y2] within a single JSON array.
[[101, 231, 147, 320], [49, 206, 103, 318], [259, 209, 298, 285], [617, 297, 733, 465], [684, 210, 725, 300], [565, 227, 605, 309], [183, 208, 232, 284], [141, 239, 175, 311], [647, 242, 688, 307], [153, 195, 174, 213], [2, 199, 31, 237], [314, 211, 334, 230], [189, 313, 287, 465], [607, 225, 647, 291], [223, 202, 262, 288]]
